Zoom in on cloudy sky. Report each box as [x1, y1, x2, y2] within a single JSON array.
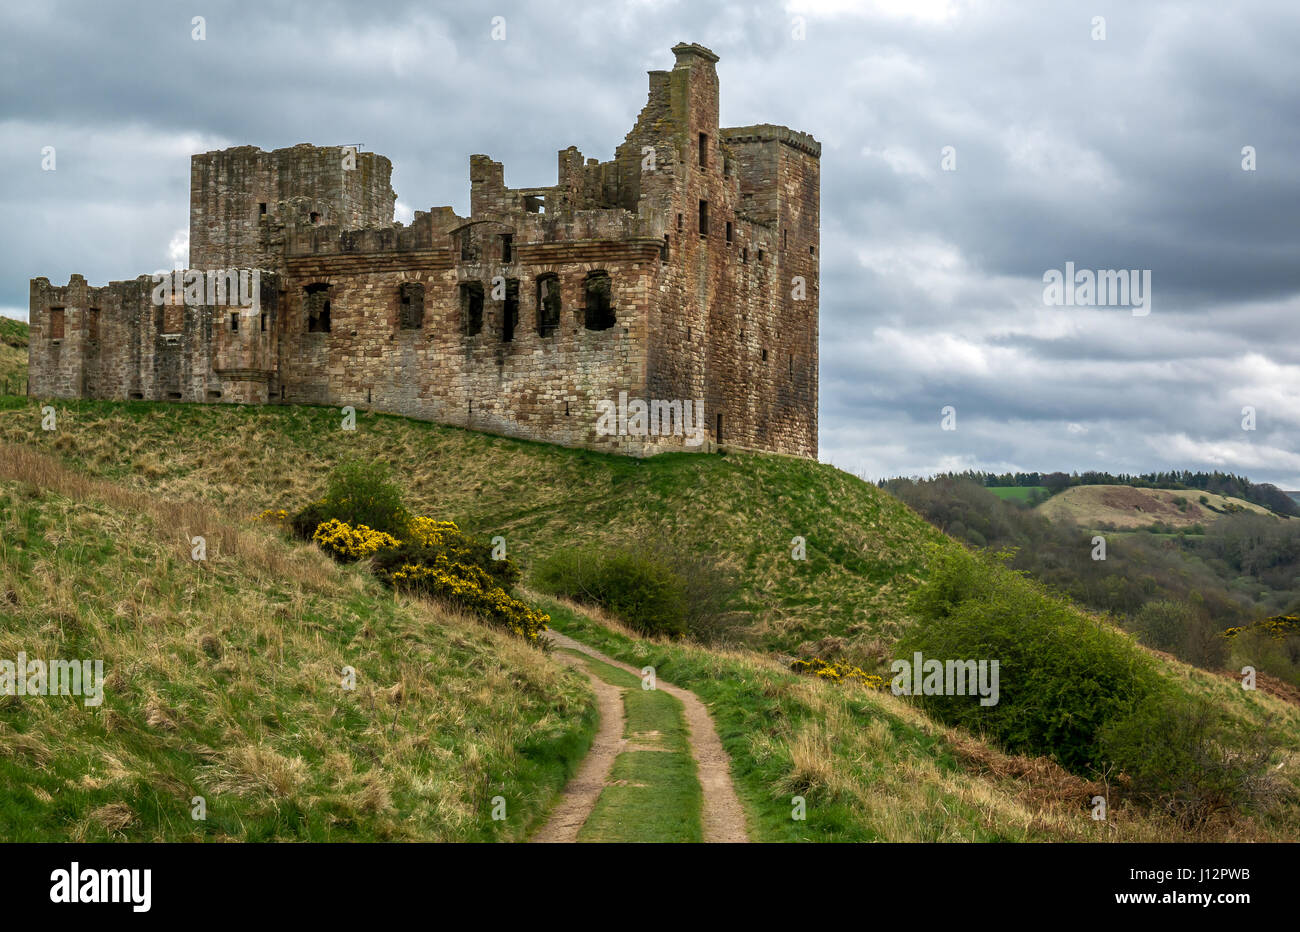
[[3, 0, 1298, 486]]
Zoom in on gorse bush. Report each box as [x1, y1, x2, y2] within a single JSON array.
[[371, 517, 540, 640], [278, 462, 544, 641], [536, 547, 687, 638], [901, 545, 1164, 773], [311, 518, 400, 562], [376, 551, 548, 642]]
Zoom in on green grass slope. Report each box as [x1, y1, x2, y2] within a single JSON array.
[[0, 397, 945, 651], [0, 443, 595, 841], [2, 398, 1298, 842]]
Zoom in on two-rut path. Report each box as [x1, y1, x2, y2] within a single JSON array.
[[530, 631, 749, 843]]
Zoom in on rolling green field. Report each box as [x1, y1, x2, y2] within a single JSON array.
[[986, 486, 1046, 502]]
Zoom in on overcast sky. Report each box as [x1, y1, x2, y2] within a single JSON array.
[[3, 0, 1298, 486]]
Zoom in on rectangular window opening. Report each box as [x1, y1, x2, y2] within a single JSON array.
[[460, 281, 485, 336]]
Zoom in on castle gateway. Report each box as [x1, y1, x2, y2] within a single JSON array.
[[28, 43, 819, 457]]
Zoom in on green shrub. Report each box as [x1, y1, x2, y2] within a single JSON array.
[[371, 518, 521, 591], [310, 459, 409, 539], [1099, 691, 1285, 828], [1132, 599, 1194, 653], [1131, 599, 1227, 670], [535, 547, 687, 638], [290, 499, 332, 540], [901, 545, 1164, 772]]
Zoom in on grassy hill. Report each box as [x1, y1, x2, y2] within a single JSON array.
[[0, 317, 27, 394], [0, 441, 595, 841], [0, 397, 944, 651], [1037, 484, 1276, 529], [2, 396, 1299, 841]]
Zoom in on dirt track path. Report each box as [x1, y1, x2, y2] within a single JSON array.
[[529, 649, 626, 843], [532, 631, 750, 844]]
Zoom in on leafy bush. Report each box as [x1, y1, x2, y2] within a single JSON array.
[[1099, 691, 1286, 828], [535, 547, 688, 638], [290, 499, 332, 540], [372, 518, 521, 591], [293, 460, 410, 540], [281, 460, 543, 642], [1133, 599, 1196, 653], [901, 545, 1164, 773], [1133, 600, 1227, 669], [371, 519, 542, 641]]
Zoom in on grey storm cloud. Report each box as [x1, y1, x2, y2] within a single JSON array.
[[2, 0, 1297, 485]]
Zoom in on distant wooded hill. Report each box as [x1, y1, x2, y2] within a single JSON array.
[[914, 469, 1300, 518]]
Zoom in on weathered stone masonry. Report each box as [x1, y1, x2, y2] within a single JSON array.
[[29, 43, 819, 457]]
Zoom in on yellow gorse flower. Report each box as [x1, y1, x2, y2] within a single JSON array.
[[312, 518, 401, 561], [790, 657, 885, 688]]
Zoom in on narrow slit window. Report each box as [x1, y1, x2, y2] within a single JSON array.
[[502, 279, 519, 342], [698, 200, 708, 236], [399, 281, 425, 330], [698, 133, 708, 168]]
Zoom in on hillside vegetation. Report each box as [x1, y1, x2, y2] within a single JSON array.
[[0, 397, 944, 652], [885, 476, 1300, 690], [0, 442, 595, 841], [3, 396, 1300, 841], [1037, 484, 1275, 529], [0, 318, 27, 394]]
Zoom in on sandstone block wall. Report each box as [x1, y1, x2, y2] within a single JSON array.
[[29, 43, 819, 459]]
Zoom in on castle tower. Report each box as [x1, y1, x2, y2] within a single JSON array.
[[188, 144, 397, 270]]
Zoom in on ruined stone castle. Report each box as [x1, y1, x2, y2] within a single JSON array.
[[28, 43, 819, 457]]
